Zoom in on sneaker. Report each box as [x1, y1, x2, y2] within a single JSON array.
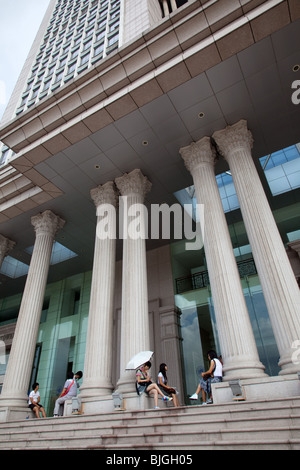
[[154, 406, 159, 410], [201, 402, 207, 405], [162, 396, 173, 401], [189, 393, 198, 400], [206, 399, 213, 404]]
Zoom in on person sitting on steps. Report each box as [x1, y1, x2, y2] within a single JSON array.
[[28, 382, 47, 418], [189, 351, 223, 405], [136, 361, 172, 409], [157, 363, 180, 408]]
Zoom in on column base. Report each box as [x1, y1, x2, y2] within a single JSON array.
[[278, 354, 300, 375], [0, 406, 34, 422], [69, 394, 115, 416], [73, 392, 170, 415], [79, 383, 114, 399], [116, 370, 137, 395], [212, 374, 300, 404], [222, 358, 267, 380]]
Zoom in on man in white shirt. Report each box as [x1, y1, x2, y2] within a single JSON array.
[[53, 371, 82, 417]]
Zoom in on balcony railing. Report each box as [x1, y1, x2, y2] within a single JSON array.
[[175, 258, 257, 294]]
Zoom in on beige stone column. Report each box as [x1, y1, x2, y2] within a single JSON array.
[[213, 120, 300, 375], [0, 210, 64, 409], [0, 234, 15, 267], [115, 169, 152, 393], [180, 137, 266, 379], [160, 0, 169, 16], [80, 182, 118, 399], [170, 0, 177, 13]]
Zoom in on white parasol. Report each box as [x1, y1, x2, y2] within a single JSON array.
[[126, 351, 154, 370]]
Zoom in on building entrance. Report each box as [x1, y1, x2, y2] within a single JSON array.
[[170, 239, 280, 403]]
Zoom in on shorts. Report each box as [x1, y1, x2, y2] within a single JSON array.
[[136, 381, 152, 395], [28, 403, 44, 410], [200, 376, 222, 394]]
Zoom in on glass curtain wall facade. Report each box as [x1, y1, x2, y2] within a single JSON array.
[[0, 272, 90, 415]]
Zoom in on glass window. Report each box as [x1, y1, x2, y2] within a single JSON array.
[[94, 43, 104, 57], [31, 87, 39, 99], [260, 145, 300, 196], [67, 62, 76, 74], [83, 39, 92, 50], [0, 147, 10, 166], [80, 52, 90, 66], [107, 33, 119, 46], [71, 48, 80, 59], [0, 256, 29, 279], [43, 80, 51, 91], [54, 71, 64, 83]]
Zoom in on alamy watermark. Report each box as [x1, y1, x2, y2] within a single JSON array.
[[291, 80, 300, 105], [291, 340, 300, 365], [96, 198, 204, 251]]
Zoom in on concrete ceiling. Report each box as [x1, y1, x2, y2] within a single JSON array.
[[1, 18, 300, 297]]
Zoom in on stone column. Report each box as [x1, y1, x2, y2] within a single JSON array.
[[180, 137, 266, 379], [0, 235, 15, 267], [160, 0, 169, 17], [80, 182, 118, 400], [115, 169, 152, 393], [0, 210, 64, 410], [170, 0, 177, 13], [213, 120, 300, 375]]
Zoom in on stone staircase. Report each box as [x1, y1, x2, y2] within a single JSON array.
[[0, 397, 300, 450]]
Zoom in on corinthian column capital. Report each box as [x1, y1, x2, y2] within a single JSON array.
[[212, 119, 253, 159], [115, 169, 151, 200], [0, 235, 15, 265], [90, 181, 118, 208], [179, 136, 216, 174], [31, 210, 65, 238]]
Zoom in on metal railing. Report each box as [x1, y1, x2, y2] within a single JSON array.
[[175, 258, 257, 294]]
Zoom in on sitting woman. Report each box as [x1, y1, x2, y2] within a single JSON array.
[[189, 350, 223, 404], [136, 361, 172, 409], [157, 363, 180, 407]]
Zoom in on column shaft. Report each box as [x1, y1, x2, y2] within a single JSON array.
[[170, 0, 177, 13], [80, 182, 118, 398], [180, 137, 266, 379], [161, 0, 169, 16], [213, 120, 300, 374], [115, 169, 152, 392], [0, 211, 64, 407]]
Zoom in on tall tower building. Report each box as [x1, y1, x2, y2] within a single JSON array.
[[1, 0, 180, 125], [0, 0, 299, 422], [0, 0, 185, 164]]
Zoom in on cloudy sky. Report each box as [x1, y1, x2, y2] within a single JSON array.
[[0, 0, 50, 120]]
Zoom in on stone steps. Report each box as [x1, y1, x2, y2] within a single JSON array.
[[0, 397, 299, 450]]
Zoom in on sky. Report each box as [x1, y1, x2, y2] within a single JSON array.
[[0, 0, 50, 121]]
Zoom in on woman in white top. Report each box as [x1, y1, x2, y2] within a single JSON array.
[[28, 382, 47, 418], [189, 350, 223, 405], [157, 363, 180, 407]]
